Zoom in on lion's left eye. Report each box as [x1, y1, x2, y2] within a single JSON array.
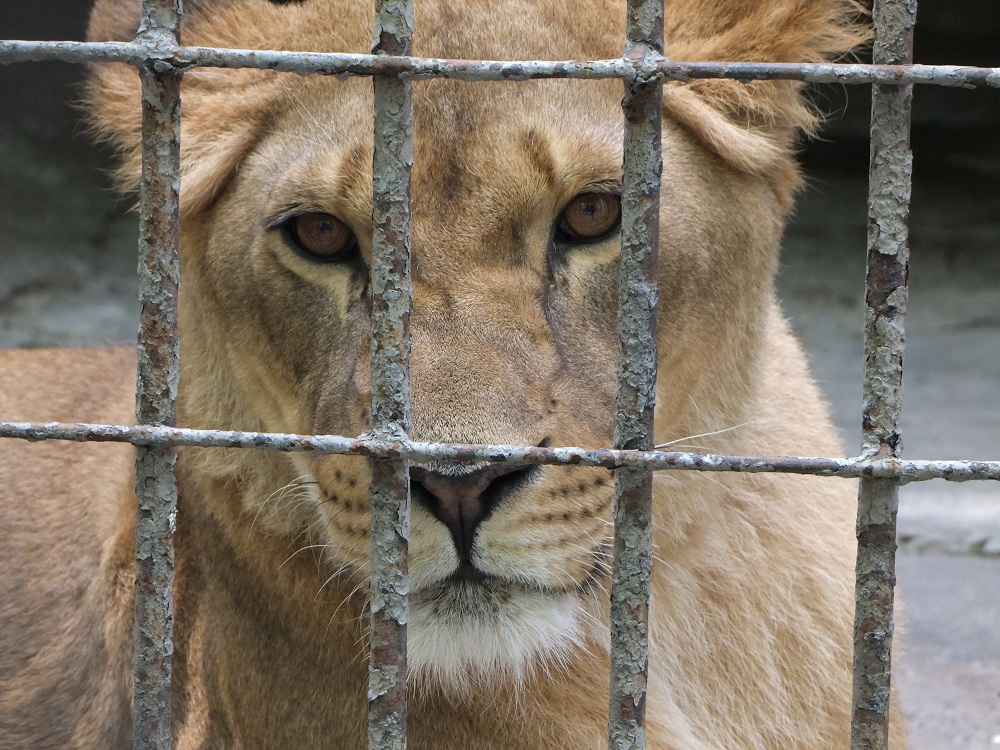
[[280, 212, 358, 262], [555, 193, 622, 244]]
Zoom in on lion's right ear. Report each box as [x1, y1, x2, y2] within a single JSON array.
[[86, 0, 278, 216]]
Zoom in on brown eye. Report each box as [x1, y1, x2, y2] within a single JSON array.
[[285, 212, 357, 261], [556, 193, 622, 243]]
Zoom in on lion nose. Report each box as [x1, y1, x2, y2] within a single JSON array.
[[410, 463, 537, 568]]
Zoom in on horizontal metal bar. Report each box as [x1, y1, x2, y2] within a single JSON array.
[[1, 39, 999, 88], [2, 421, 998, 482]]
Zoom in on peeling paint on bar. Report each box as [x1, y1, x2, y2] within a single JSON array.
[[367, 1, 413, 749], [131, 1, 181, 748], [608, 2, 663, 748], [851, 0, 916, 748], [2, 421, 1000, 483], [2, 39, 1000, 88]]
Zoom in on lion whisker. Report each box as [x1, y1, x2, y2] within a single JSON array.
[[653, 418, 764, 450], [250, 474, 319, 534], [277, 543, 332, 570]]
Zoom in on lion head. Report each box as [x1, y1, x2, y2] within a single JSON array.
[[88, 0, 865, 697]]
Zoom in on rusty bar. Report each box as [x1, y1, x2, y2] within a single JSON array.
[[3, 39, 1000, 88], [367, 1, 413, 749], [608, 2, 663, 749], [131, 1, 181, 749], [851, 0, 916, 747], [3, 421, 1000, 483]]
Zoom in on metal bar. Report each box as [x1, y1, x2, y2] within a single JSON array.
[[2, 39, 1000, 88], [851, 0, 916, 747], [608, 2, 663, 749], [3, 421, 1000, 483], [131, 1, 181, 749], [367, 1, 414, 749]]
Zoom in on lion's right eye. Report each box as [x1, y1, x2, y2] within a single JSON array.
[[281, 212, 358, 262]]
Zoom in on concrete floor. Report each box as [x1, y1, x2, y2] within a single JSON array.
[[896, 553, 1000, 749], [1, 48, 998, 750]]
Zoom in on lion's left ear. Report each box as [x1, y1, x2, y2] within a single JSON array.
[[661, 85, 787, 176], [661, 0, 868, 175]]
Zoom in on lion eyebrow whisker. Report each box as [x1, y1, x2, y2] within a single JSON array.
[[277, 79, 344, 151]]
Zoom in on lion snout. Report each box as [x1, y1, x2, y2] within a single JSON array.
[[410, 463, 540, 579]]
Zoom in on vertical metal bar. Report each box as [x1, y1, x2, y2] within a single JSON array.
[[368, 2, 413, 749], [132, 1, 181, 749], [851, 0, 915, 747], [608, 2, 663, 749]]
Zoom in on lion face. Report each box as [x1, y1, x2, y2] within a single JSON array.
[[87, 0, 851, 692], [185, 72, 788, 688], [196, 77, 632, 687]]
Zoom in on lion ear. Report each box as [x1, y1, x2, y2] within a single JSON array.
[[662, 0, 868, 170], [662, 85, 786, 176], [86, 1, 277, 216]]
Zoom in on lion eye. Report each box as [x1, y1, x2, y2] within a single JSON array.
[[283, 212, 357, 262], [556, 193, 622, 243]]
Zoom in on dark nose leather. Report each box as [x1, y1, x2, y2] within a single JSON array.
[[410, 463, 536, 566]]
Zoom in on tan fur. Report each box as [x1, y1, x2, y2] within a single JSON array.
[[1, 0, 906, 747]]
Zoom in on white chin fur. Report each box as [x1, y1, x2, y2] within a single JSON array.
[[407, 584, 587, 694]]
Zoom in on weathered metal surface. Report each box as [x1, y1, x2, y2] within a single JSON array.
[[851, 0, 916, 748], [138, 0, 181, 45], [608, 2, 663, 748], [130, 2, 182, 749], [3, 421, 1000, 483], [2, 39, 1000, 88], [367, 1, 413, 748]]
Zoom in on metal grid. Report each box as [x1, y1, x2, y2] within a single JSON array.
[[1, 0, 999, 747]]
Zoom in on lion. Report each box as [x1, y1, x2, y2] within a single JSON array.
[[0, 0, 908, 747]]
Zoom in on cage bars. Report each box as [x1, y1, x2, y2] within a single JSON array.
[[607, 1, 664, 748], [0, 0, 998, 746], [850, 0, 917, 747], [131, 0, 182, 748], [3, 40, 1000, 88], [367, 1, 415, 748], [2, 421, 999, 481]]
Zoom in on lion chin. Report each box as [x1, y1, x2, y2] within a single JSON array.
[[407, 582, 590, 694]]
